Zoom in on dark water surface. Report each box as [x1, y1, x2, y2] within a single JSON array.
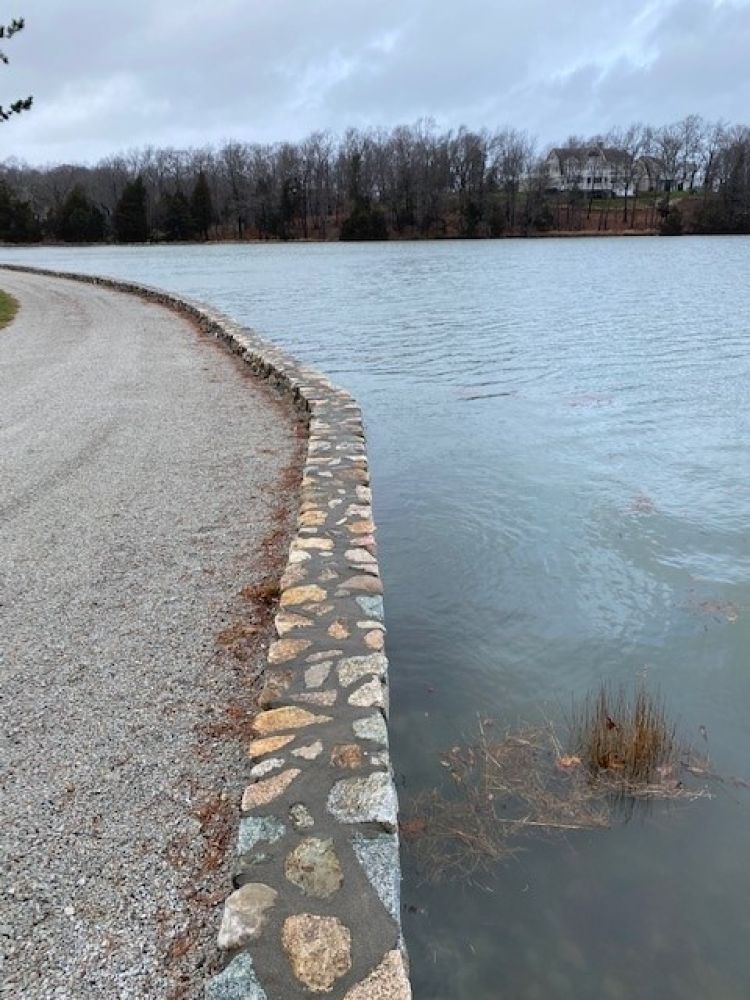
[[3, 238, 750, 998]]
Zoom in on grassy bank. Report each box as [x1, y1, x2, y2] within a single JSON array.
[[0, 289, 19, 328]]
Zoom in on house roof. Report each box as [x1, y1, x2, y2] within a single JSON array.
[[547, 145, 631, 167]]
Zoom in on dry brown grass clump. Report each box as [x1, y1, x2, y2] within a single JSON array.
[[569, 683, 680, 793]]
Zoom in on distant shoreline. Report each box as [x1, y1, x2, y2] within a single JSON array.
[[0, 230, 668, 250]]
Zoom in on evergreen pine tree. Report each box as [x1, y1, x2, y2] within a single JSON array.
[[114, 177, 149, 242], [55, 185, 106, 242], [158, 190, 195, 241], [190, 171, 213, 240], [0, 179, 39, 241]]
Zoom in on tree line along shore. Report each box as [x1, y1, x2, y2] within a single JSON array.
[[1, 116, 748, 244]]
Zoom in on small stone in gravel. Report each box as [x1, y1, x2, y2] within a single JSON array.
[[217, 883, 278, 949], [292, 740, 323, 760], [252, 707, 331, 735], [284, 838, 343, 898], [352, 713, 389, 746], [282, 914, 352, 992], [342, 950, 411, 1000], [237, 815, 286, 855], [327, 773, 398, 830], [289, 803, 315, 830], [241, 768, 300, 810], [205, 953, 267, 1000]]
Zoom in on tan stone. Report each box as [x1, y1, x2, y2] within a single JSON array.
[[342, 951, 412, 1000], [364, 629, 385, 650], [241, 768, 300, 810], [348, 520, 375, 535], [257, 670, 293, 709], [268, 637, 312, 664], [275, 611, 314, 635], [328, 620, 350, 640], [340, 575, 383, 594], [348, 534, 377, 549], [293, 537, 334, 551], [247, 734, 295, 759], [282, 914, 352, 992], [345, 548, 377, 564], [281, 585, 327, 607], [280, 564, 307, 590], [330, 743, 364, 769], [252, 706, 332, 735], [299, 510, 326, 527]]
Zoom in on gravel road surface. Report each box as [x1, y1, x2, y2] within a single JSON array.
[[0, 270, 302, 998]]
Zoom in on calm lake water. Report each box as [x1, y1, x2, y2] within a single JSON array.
[[3, 237, 750, 999]]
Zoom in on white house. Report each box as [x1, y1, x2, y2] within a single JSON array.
[[545, 145, 680, 197]]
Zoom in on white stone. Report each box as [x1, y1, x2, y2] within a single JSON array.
[[348, 678, 385, 709]]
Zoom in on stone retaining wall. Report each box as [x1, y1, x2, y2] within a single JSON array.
[[0, 264, 411, 999]]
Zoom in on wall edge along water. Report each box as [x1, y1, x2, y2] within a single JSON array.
[[0, 264, 411, 1000]]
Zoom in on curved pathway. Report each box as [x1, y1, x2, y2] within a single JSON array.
[[0, 271, 302, 999]]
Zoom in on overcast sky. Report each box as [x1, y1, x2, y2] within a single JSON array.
[[3, 0, 749, 165]]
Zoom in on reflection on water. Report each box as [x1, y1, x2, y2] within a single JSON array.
[[3, 237, 750, 998]]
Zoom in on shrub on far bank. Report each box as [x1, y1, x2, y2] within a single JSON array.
[[340, 199, 389, 241], [659, 206, 684, 236]]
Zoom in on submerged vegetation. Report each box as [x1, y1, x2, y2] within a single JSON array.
[[402, 683, 719, 882]]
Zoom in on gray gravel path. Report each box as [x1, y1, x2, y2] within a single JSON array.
[[0, 271, 302, 999]]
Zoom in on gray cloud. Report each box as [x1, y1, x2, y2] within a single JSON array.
[[3, 0, 749, 164]]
